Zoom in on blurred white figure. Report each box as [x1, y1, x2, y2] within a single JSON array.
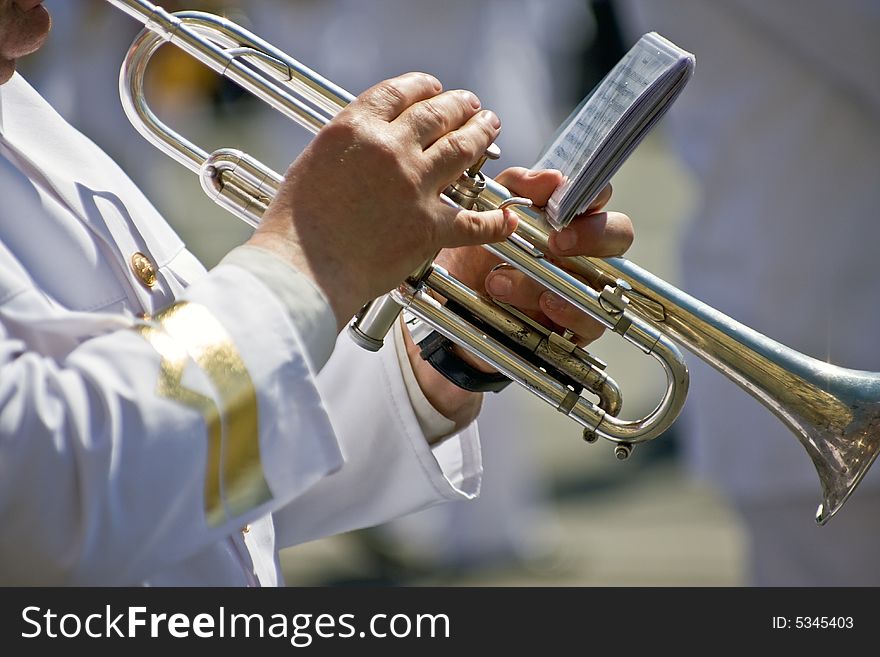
[[619, 0, 880, 585], [243, 0, 595, 573]]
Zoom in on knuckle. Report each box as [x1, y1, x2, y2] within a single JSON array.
[[446, 210, 483, 243], [375, 78, 407, 107], [369, 135, 410, 177], [459, 211, 482, 237], [443, 131, 475, 162], [374, 139, 401, 167], [399, 168, 426, 201], [416, 98, 447, 131], [323, 113, 362, 141]]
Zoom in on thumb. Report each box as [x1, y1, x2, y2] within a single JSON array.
[[436, 207, 518, 248]]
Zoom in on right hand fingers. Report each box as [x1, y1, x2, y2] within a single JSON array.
[[347, 72, 443, 122], [342, 72, 501, 187], [423, 109, 501, 186], [332, 73, 509, 251], [396, 89, 483, 149]]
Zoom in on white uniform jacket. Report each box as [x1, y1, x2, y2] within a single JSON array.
[[0, 73, 482, 586]]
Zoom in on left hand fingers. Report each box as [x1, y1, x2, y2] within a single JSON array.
[[485, 265, 605, 344], [494, 166, 628, 256], [547, 210, 634, 257], [585, 182, 613, 212], [538, 291, 606, 344]]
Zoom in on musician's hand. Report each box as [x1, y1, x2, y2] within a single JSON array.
[[481, 167, 633, 346], [248, 72, 517, 329], [404, 167, 633, 432]]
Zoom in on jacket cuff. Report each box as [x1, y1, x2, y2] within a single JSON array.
[[391, 317, 457, 444], [219, 245, 337, 371]]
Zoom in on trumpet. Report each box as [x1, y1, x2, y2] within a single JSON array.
[[107, 0, 879, 525]]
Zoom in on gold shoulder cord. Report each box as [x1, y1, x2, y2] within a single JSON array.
[[135, 302, 272, 527]]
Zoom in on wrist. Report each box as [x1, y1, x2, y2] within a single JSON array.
[[401, 318, 483, 431], [246, 226, 358, 331]]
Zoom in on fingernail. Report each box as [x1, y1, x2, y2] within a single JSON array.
[[503, 209, 518, 233], [486, 273, 512, 297], [481, 110, 501, 129], [423, 74, 442, 92], [541, 291, 565, 312], [461, 90, 481, 109], [553, 228, 577, 252]]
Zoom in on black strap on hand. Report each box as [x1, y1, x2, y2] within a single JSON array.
[[417, 331, 512, 393]]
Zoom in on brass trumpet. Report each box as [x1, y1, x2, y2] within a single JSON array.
[[106, 0, 879, 525]]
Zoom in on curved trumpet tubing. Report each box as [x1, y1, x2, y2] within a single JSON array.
[[106, 0, 879, 524]]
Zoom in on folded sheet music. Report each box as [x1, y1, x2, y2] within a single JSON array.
[[536, 32, 695, 229]]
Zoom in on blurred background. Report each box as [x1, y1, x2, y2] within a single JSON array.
[[20, 0, 880, 586]]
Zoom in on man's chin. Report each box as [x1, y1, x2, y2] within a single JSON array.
[[8, 4, 52, 59], [28, 4, 52, 52]]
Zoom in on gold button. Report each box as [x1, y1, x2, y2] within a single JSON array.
[[130, 252, 157, 289], [241, 524, 251, 535]]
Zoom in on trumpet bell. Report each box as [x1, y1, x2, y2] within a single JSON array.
[[477, 178, 880, 524], [795, 367, 880, 524]]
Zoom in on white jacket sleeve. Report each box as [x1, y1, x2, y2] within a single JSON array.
[[0, 255, 344, 585], [272, 327, 483, 549], [221, 246, 484, 549]]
